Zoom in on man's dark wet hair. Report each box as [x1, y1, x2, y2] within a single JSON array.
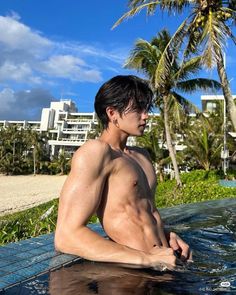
[[94, 75, 153, 129]]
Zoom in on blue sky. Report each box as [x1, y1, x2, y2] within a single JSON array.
[[0, 0, 235, 120]]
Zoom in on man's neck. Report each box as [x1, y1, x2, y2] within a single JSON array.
[[99, 128, 129, 152]]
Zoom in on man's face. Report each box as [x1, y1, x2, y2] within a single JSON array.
[[116, 104, 149, 136]]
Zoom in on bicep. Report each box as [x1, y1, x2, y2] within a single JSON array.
[[59, 172, 104, 226], [57, 144, 110, 229]]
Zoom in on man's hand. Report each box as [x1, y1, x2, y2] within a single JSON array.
[[148, 247, 177, 270], [167, 232, 193, 262]]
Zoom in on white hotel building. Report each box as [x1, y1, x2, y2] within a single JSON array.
[[0, 100, 100, 157], [201, 94, 236, 140], [39, 100, 99, 156], [0, 95, 235, 158]]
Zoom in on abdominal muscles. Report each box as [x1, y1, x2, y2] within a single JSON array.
[[98, 154, 164, 253], [102, 198, 162, 253]]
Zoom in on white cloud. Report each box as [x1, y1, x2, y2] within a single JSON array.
[[0, 15, 52, 55], [38, 55, 102, 82], [0, 14, 128, 86], [59, 42, 128, 64], [0, 61, 32, 83], [40, 55, 82, 77], [40, 55, 87, 76], [0, 13, 131, 119], [0, 15, 52, 85]]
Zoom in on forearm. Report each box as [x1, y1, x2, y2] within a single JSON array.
[[55, 226, 148, 267]]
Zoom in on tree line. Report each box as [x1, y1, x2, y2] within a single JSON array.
[[0, 126, 71, 175], [137, 106, 236, 182]]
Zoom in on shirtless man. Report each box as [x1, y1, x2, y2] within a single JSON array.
[[55, 75, 191, 270]]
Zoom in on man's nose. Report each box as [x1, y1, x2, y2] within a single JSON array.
[[142, 110, 149, 120]]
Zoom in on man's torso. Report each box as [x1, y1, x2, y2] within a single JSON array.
[[97, 145, 167, 252]]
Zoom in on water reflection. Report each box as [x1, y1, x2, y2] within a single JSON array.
[[49, 261, 176, 295]]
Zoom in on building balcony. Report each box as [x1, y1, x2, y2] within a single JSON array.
[[65, 118, 95, 123], [48, 139, 86, 147], [62, 129, 89, 133]]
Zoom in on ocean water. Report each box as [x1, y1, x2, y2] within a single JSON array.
[[2, 198, 236, 295]]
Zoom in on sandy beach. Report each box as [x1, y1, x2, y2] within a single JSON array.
[[0, 174, 67, 216]]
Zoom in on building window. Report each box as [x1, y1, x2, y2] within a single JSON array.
[[206, 102, 217, 112]]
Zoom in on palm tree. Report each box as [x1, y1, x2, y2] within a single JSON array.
[[87, 118, 103, 139], [0, 126, 31, 174], [49, 149, 71, 175], [0, 126, 50, 175], [57, 149, 71, 175], [114, 0, 236, 131], [184, 0, 236, 132], [26, 129, 50, 175], [183, 114, 223, 170], [125, 29, 221, 186]]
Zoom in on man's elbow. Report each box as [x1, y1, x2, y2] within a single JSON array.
[[54, 226, 72, 254], [54, 227, 84, 255], [54, 231, 66, 253]]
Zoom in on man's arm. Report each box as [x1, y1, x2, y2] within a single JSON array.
[[55, 140, 177, 269]]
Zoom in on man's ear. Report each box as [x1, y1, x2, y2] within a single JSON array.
[[106, 107, 120, 127], [106, 106, 117, 121]]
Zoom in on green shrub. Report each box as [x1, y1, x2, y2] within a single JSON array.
[[156, 169, 236, 208], [0, 199, 58, 245]]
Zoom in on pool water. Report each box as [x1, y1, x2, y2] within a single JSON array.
[[2, 198, 236, 295]]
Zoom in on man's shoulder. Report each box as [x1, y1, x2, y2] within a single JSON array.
[[68, 140, 113, 176], [79, 139, 110, 152], [73, 139, 112, 164]]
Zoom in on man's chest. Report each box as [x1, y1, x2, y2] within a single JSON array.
[[109, 153, 156, 196], [97, 151, 156, 220]]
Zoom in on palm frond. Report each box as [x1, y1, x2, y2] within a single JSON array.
[[181, 7, 203, 56], [176, 78, 222, 93], [218, 8, 236, 45], [171, 91, 200, 114], [124, 38, 160, 78], [154, 19, 188, 89], [128, 0, 189, 13], [184, 6, 236, 57], [223, 6, 236, 27], [183, 121, 223, 170], [201, 10, 229, 67], [112, 1, 160, 29], [174, 56, 202, 81]]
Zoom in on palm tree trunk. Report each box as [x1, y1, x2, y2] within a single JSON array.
[[159, 166, 164, 182], [33, 146, 36, 176], [163, 95, 182, 187], [216, 50, 236, 131], [157, 162, 164, 182]]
